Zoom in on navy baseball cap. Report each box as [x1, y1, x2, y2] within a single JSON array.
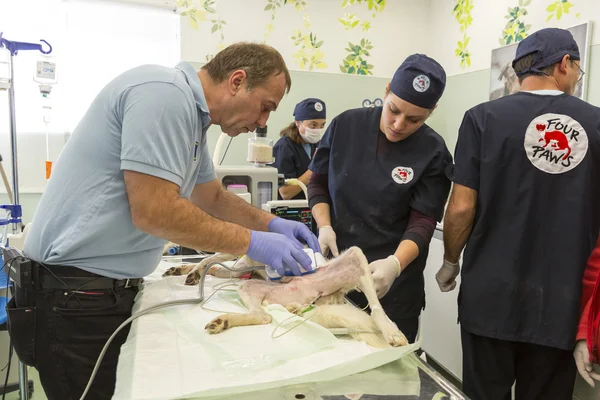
[[512, 28, 580, 76], [293, 98, 326, 121], [389, 54, 446, 109]]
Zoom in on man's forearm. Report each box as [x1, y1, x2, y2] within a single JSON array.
[[443, 204, 475, 263], [138, 196, 252, 255], [312, 202, 332, 228], [210, 186, 275, 231]]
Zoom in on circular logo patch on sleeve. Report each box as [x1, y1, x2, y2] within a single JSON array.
[[392, 166, 414, 184], [413, 75, 430, 93], [524, 113, 588, 174]]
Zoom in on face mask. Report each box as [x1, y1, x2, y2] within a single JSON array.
[[300, 127, 324, 144]]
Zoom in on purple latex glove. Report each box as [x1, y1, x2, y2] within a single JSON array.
[[246, 230, 313, 276], [267, 217, 321, 254]]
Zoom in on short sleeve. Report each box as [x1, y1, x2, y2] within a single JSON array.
[[409, 146, 453, 222], [309, 117, 337, 175], [272, 139, 298, 179], [120, 82, 195, 187], [196, 129, 217, 184], [452, 110, 481, 190]]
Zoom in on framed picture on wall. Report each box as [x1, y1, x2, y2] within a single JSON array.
[[489, 22, 592, 101]]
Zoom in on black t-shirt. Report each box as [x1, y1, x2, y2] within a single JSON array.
[[271, 136, 316, 200], [453, 91, 600, 350], [310, 107, 452, 319]]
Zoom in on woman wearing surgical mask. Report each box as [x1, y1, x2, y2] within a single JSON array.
[[271, 98, 327, 200]]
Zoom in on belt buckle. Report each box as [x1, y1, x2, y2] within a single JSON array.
[[124, 279, 132, 289]]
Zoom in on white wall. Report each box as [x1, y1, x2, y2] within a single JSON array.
[[429, 0, 600, 77], [180, 0, 432, 78], [0, 0, 180, 194]]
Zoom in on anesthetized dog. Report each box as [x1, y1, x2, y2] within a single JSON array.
[[162, 244, 408, 348]]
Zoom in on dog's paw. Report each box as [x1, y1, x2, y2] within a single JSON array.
[[162, 264, 194, 277], [371, 308, 409, 347], [205, 317, 230, 334], [384, 329, 409, 347], [184, 270, 202, 285]]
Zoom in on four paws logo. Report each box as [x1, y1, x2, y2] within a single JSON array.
[[524, 113, 588, 174], [392, 166, 414, 184], [412, 74, 430, 93]]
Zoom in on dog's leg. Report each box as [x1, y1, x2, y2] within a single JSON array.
[[350, 247, 409, 347], [163, 252, 233, 278], [181, 253, 239, 285], [162, 263, 197, 277], [302, 303, 390, 348], [163, 253, 236, 278], [164, 252, 235, 279], [186, 254, 264, 285], [205, 285, 271, 334]]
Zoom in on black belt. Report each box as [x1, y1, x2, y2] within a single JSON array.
[[33, 262, 142, 291]]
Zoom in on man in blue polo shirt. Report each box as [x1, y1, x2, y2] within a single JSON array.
[[16, 43, 320, 399]]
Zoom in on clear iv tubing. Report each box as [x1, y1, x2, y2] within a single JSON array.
[[45, 132, 49, 164], [78, 260, 265, 400]]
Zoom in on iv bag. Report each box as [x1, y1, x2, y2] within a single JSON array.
[[33, 54, 57, 86]]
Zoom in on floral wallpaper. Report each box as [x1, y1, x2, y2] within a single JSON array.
[[177, 0, 593, 77], [264, 0, 307, 39], [500, 0, 532, 46], [337, 0, 385, 75], [340, 39, 374, 75], [176, 0, 419, 77], [290, 15, 327, 71], [453, 0, 473, 68], [176, 0, 226, 61], [546, 0, 580, 21]]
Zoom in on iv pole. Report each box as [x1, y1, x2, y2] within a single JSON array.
[[0, 32, 53, 400]]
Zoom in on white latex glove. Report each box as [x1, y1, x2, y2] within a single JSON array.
[[318, 226, 339, 257], [370, 255, 402, 299], [435, 259, 460, 292], [574, 339, 600, 388]]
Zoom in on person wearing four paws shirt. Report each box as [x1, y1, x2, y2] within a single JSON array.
[[438, 28, 600, 399]]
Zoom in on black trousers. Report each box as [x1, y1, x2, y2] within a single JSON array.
[[461, 327, 577, 400], [394, 317, 419, 345], [8, 279, 137, 400]]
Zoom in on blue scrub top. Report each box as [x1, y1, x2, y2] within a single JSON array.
[[453, 91, 600, 350], [271, 136, 317, 200], [309, 107, 452, 318]]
